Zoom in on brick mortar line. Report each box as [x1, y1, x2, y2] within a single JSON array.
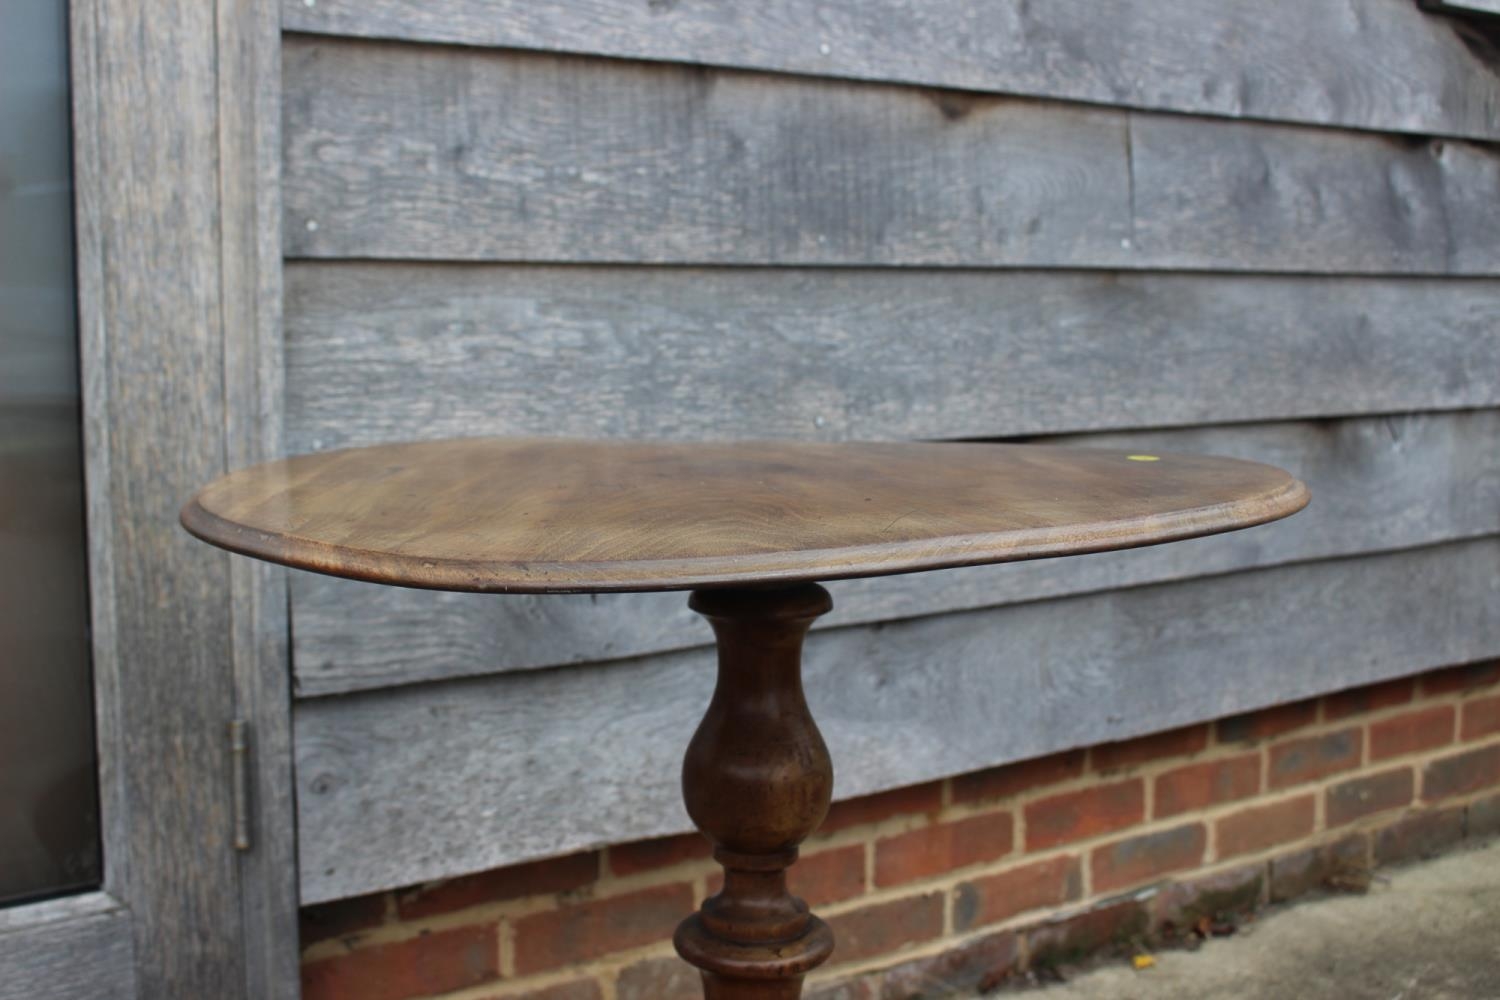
[[412, 956, 629, 1000], [373, 870, 1064, 1000], [453, 935, 685, 1000], [810, 814, 1499, 995], [808, 804, 941, 850], [1463, 695, 1500, 743], [826, 843, 1084, 921], [1314, 763, 1413, 840], [722, 727, 1488, 990], [1201, 748, 1237, 862], [941, 717, 1326, 826], [289, 796, 1386, 965], [300, 729, 1500, 962], [861, 838, 876, 908], [804, 880, 1166, 990], [1360, 713, 1373, 771], [1141, 757, 1157, 826], [369, 787, 1500, 1000], [804, 935, 982, 989], [498, 916, 514, 979], [1077, 840, 1094, 903], [1312, 771, 1329, 836], [1167, 785, 1489, 893], [1121, 778, 1500, 901], [299, 872, 703, 960], [1204, 789, 1319, 866], [298, 783, 1452, 963], [560, 685, 1492, 912], [595, 848, 713, 893], [689, 873, 707, 908], [942, 691, 1489, 830], [806, 918, 1005, 991], [306, 830, 884, 961], [822, 734, 1500, 919]]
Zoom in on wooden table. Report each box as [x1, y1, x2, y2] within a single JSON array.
[[182, 437, 1308, 999]]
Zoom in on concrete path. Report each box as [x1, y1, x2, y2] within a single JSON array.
[[1005, 837, 1500, 999]]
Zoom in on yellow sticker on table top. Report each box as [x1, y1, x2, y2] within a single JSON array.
[[1126, 454, 1160, 462]]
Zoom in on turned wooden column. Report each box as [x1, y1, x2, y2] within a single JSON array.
[[674, 584, 837, 1000]]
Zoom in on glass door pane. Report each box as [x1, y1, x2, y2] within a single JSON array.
[[0, 0, 102, 905]]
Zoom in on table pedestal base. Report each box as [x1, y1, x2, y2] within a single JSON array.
[[674, 584, 837, 1000]]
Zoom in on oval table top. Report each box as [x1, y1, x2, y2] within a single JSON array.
[[181, 437, 1309, 593]]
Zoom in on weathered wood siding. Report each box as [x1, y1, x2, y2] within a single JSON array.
[[278, 0, 1500, 902], [283, 42, 1500, 272], [292, 410, 1500, 698], [283, 0, 1500, 140], [286, 266, 1500, 454], [299, 539, 1500, 902]]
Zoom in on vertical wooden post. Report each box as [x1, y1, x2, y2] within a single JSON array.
[[674, 584, 837, 999]]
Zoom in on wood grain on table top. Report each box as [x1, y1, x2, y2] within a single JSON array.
[[181, 437, 1309, 593]]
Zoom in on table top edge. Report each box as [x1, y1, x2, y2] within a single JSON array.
[[180, 473, 1310, 594]]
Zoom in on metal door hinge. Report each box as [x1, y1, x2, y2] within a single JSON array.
[[229, 719, 252, 851]]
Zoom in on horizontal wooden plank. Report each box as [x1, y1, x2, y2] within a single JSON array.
[[285, 265, 1500, 455], [295, 537, 1500, 901], [281, 0, 1500, 142], [1131, 115, 1499, 275], [290, 409, 1500, 696], [0, 895, 135, 1000], [281, 38, 1500, 272]]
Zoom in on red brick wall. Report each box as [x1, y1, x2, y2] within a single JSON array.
[[300, 659, 1500, 1000]]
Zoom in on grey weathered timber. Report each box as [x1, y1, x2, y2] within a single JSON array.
[[1129, 114, 1500, 275], [68, 0, 126, 917], [0, 895, 135, 1000], [66, 0, 293, 995], [295, 537, 1500, 902], [216, 1, 301, 997], [285, 264, 1500, 454], [290, 409, 1500, 696], [74, 0, 245, 992], [280, 39, 1500, 272], [281, 0, 1500, 142]]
